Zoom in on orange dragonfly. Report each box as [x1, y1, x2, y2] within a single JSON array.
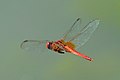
[[21, 18, 99, 61]]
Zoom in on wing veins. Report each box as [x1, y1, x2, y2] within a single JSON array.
[[63, 18, 81, 40], [69, 20, 96, 41]]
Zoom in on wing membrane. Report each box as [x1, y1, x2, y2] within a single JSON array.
[[20, 40, 49, 53], [62, 18, 82, 41], [62, 18, 99, 48], [70, 20, 100, 49]]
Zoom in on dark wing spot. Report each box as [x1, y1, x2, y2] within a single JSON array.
[[23, 40, 28, 42]]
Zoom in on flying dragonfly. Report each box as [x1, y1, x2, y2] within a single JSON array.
[[21, 18, 100, 61]]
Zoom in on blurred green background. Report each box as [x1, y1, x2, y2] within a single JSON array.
[[0, 0, 120, 80]]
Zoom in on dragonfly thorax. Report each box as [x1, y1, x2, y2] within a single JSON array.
[[46, 41, 65, 54]]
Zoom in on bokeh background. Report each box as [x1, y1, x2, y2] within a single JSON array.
[[0, 0, 120, 80]]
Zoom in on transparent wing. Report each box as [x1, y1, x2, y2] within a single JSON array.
[[70, 19, 100, 49], [62, 18, 82, 41], [20, 40, 49, 53]]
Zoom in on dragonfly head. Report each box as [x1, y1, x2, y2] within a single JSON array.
[[46, 42, 53, 50]]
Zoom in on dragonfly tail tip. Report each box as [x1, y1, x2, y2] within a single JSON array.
[[90, 58, 94, 62]]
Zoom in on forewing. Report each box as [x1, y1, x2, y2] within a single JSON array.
[[20, 40, 49, 53], [62, 18, 82, 41], [70, 20, 100, 49]]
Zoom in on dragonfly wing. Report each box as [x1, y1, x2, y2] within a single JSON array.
[[62, 18, 82, 41], [20, 40, 49, 53], [70, 19, 100, 49]]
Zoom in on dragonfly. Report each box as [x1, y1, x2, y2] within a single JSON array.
[[21, 18, 99, 61]]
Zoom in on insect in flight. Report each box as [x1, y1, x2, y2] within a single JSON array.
[[21, 18, 99, 61]]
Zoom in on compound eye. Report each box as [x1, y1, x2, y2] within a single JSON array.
[[46, 42, 52, 49]]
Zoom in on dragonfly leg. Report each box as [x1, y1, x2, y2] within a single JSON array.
[[58, 50, 65, 54]]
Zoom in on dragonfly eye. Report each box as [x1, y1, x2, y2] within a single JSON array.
[[46, 42, 52, 50]]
